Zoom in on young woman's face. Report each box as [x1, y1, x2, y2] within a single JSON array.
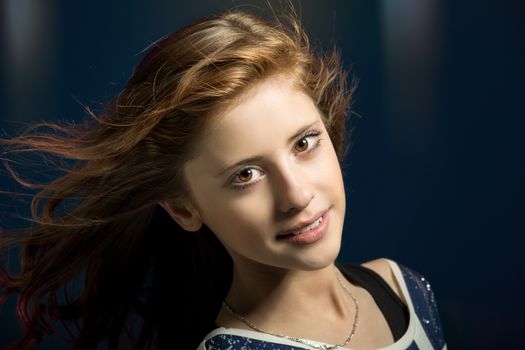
[[182, 75, 346, 272]]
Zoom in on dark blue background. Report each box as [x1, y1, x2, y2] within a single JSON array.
[[1, 1, 523, 349]]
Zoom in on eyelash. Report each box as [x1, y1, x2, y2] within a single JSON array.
[[230, 129, 323, 191]]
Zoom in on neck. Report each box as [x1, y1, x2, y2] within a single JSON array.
[[222, 260, 352, 324]]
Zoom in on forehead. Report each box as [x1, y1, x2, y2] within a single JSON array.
[[195, 76, 321, 157]]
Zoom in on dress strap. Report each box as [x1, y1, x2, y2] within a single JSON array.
[[335, 261, 409, 341]]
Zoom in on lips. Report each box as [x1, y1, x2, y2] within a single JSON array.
[[277, 208, 329, 238]]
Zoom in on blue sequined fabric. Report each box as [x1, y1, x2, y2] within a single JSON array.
[[205, 334, 306, 350], [399, 264, 446, 350]]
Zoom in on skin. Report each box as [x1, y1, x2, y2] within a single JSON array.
[[160, 74, 404, 348]]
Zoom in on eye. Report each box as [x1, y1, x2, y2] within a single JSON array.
[[230, 168, 265, 190], [294, 130, 322, 154], [295, 138, 309, 152]]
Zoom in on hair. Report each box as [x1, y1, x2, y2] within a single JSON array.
[[0, 7, 354, 350]]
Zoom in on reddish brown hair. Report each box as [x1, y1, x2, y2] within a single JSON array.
[[0, 8, 354, 349]]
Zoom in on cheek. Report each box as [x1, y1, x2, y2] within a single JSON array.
[[317, 143, 346, 203], [198, 194, 271, 240], [314, 142, 343, 180]]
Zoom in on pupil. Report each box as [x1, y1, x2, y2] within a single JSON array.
[[297, 139, 308, 151], [239, 169, 252, 182]]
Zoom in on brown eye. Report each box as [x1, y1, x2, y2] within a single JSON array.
[[295, 138, 309, 152], [238, 169, 253, 182]]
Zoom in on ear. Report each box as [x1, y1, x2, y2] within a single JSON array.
[[158, 199, 203, 232]]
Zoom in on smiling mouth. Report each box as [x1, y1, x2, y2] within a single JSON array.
[[276, 209, 329, 239], [277, 216, 324, 239]]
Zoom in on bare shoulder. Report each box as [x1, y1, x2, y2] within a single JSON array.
[[361, 258, 406, 304]]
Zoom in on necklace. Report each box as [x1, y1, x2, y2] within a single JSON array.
[[222, 274, 358, 350]]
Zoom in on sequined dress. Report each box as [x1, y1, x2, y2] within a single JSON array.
[[197, 259, 447, 350]]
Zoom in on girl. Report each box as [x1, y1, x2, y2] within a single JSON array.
[[0, 8, 446, 350]]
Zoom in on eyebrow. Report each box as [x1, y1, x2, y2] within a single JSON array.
[[213, 120, 322, 178]]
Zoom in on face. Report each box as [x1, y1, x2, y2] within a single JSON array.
[[181, 75, 346, 272]]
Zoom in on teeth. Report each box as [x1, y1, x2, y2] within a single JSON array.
[[294, 216, 323, 235]]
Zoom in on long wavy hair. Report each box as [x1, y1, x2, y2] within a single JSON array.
[[0, 8, 354, 350]]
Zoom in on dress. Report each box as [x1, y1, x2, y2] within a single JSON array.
[[197, 259, 447, 350]]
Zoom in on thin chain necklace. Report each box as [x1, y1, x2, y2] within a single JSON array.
[[222, 274, 358, 350]]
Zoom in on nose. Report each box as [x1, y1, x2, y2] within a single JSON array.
[[274, 163, 315, 213]]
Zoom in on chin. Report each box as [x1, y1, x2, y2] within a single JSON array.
[[297, 240, 342, 271]]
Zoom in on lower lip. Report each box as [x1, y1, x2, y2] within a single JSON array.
[[277, 210, 330, 245]]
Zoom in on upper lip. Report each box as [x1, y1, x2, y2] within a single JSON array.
[[278, 208, 329, 236]]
